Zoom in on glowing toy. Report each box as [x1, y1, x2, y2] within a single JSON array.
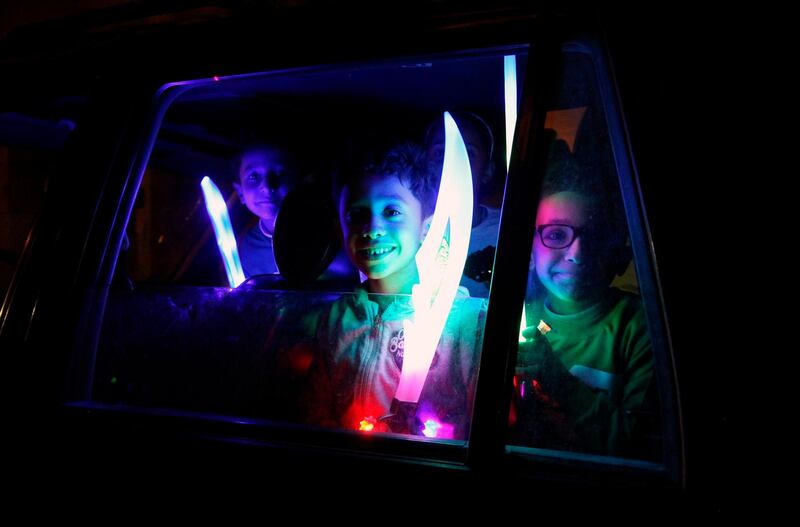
[[503, 54, 529, 344], [379, 112, 473, 436], [201, 176, 246, 288], [504, 55, 518, 171]]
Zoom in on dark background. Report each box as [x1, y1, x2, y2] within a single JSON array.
[[0, 0, 734, 513]]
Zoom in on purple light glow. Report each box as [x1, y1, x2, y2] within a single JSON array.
[[422, 419, 440, 438], [417, 406, 455, 439]]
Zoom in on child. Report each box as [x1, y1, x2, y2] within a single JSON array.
[[513, 142, 658, 458], [425, 111, 500, 297], [232, 142, 298, 278], [305, 142, 486, 439]]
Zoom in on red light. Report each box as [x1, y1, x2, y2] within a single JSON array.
[[358, 417, 376, 432], [213, 76, 220, 82]]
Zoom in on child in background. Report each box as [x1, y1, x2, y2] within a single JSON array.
[[425, 111, 500, 297], [232, 143, 298, 278]]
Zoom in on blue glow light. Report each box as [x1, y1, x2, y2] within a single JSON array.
[[201, 176, 245, 288]]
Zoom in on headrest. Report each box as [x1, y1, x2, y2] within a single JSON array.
[[272, 183, 341, 287]]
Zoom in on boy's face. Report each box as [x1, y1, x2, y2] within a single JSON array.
[[532, 191, 620, 314], [339, 175, 430, 294], [234, 148, 294, 234]]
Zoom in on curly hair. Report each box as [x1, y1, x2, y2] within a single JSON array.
[[336, 141, 439, 218], [541, 135, 627, 241]]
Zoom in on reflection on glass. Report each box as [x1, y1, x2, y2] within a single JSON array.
[[94, 288, 329, 421]]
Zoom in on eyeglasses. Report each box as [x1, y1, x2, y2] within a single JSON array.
[[536, 224, 587, 249]]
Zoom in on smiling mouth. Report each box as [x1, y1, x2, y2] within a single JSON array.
[[553, 271, 580, 281], [357, 246, 396, 260]]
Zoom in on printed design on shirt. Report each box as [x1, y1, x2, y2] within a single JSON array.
[[389, 328, 439, 371], [568, 365, 622, 399]]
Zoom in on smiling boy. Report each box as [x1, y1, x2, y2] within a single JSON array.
[[305, 142, 485, 438], [338, 151, 436, 295], [514, 141, 657, 457], [232, 143, 297, 278]]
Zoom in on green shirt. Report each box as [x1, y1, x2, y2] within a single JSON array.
[[522, 288, 655, 456]]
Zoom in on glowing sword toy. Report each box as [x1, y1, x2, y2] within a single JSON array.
[[393, 112, 473, 417], [201, 175, 245, 288], [504, 54, 528, 343]]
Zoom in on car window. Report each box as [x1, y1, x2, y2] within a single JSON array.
[[506, 49, 664, 463], [86, 48, 528, 443]]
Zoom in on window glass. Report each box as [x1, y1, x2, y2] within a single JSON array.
[[507, 51, 661, 461], [89, 49, 528, 442]]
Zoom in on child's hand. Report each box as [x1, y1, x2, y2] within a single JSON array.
[[515, 337, 555, 379], [513, 334, 575, 445], [515, 331, 566, 391], [520, 325, 544, 340]]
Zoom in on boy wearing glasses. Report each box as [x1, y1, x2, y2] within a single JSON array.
[[513, 141, 657, 458]]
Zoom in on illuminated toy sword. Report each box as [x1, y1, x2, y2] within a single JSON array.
[[201, 176, 246, 288], [386, 112, 473, 437], [503, 54, 527, 344]]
